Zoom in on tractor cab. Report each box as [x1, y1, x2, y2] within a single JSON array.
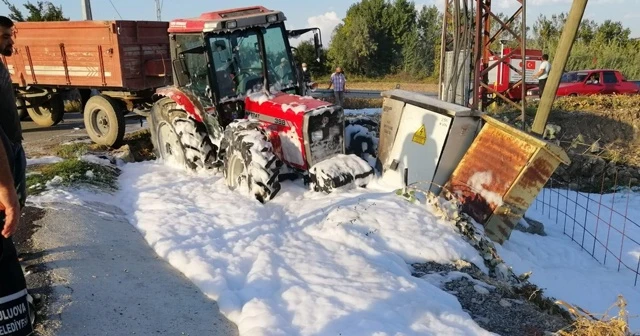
[[167, 6, 321, 128]]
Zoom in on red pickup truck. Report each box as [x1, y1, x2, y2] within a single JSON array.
[[526, 69, 640, 98]]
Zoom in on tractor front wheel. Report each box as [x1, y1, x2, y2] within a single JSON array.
[[150, 97, 216, 170], [219, 120, 282, 203]]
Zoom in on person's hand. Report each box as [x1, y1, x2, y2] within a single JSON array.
[[0, 187, 20, 238]]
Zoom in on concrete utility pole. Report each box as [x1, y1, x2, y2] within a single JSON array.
[[531, 0, 588, 135], [81, 0, 93, 20], [155, 0, 162, 21]]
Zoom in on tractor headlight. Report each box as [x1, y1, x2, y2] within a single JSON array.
[[312, 130, 324, 142], [266, 14, 278, 23], [226, 20, 237, 29], [527, 90, 533, 96]]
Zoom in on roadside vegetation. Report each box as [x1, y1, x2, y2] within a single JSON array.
[[26, 129, 155, 195], [557, 296, 633, 336], [27, 159, 119, 195]]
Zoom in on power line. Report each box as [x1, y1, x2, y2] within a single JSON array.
[[108, 0, 123, 19]]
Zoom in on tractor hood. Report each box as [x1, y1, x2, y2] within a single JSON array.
[[244, 90, 345, 168], [244, 91, 336, 117]]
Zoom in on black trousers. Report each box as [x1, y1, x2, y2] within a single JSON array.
[[538, 78, 547, 96], [0, 130, 32, 336]]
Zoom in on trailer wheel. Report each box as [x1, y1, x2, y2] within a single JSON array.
[[220, 120, 282, 203], [16, 98, 29, 121], [84, 95, 126, 148], [26, 96, 64, 127], [150, 97, 216, 170]]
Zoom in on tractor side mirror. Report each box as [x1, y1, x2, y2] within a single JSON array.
[[313, 33, 321, 63], [172, 57, 190, 87]]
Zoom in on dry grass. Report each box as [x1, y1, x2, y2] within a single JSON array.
[[556, 295, 636, 336], [343, 98, 383, 109], [345, 81, 438, 92], [64, 99, 82, 113], [551, 94, 640, 111]]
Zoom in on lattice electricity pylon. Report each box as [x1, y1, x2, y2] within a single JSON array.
[[439, 0, 528, 118]]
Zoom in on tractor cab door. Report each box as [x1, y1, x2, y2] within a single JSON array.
[[173, 34, 215, 105]]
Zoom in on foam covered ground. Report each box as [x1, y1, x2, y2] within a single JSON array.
[[112, 161, 493, 335]]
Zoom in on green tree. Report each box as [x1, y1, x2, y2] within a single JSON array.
[[595, 20, 630, 44], [403, 5, 441, 78], [385, 0, 417, 72], [2, 0, 69, 21], [578, 19, 598, 44], [328, 15, 378, 75], [292, 40, 329, 78], [328, 0, 395, 76]]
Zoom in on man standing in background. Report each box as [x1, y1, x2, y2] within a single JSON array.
[[533, 54, 551, 96], [328, 66, 347, 107], [0, 15, 34, 336], [301, 63, 311, 84]]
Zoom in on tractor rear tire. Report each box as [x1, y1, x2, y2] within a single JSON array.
[[150, 97, 216, 170], [84, 95, 126, 148], [26, 95, 64, 127], [219, 120, 282, 203]]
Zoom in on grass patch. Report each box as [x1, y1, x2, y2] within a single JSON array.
[[343, 98, 383, 109], [123, 129, 156, 161], [312, 96, 384, 110], [27, 158, 119, 195], [316, 81, 437, 92], [556, 295, 635, 336], [54, 142, 102, 159]]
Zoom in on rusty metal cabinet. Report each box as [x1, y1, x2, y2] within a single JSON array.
[[442, 115, 570, 244]]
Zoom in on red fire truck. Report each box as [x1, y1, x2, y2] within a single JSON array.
[[486, 48, 543, 102]]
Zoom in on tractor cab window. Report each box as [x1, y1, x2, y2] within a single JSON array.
[[209, 31, 264, 98], [263, 25, 295, 92], [175, 35, 210, 98]]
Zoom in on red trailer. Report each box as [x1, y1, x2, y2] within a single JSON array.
[[486, 48, 543, 102], [3, 20, 171, 147]]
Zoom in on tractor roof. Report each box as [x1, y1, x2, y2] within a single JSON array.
[[168, 6, 286, 34]]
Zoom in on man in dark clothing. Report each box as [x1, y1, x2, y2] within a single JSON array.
[[301, 63, 311, 84], [0, 19, 20, 145], [0, 16, 34, 336]]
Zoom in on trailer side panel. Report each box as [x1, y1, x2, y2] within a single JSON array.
[[3, 20, 170, 91]]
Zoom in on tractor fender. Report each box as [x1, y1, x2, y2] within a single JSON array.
[[155, 86, 205, 123]]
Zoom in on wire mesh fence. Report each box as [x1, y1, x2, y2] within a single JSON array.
[[533, 175, 640, 287]]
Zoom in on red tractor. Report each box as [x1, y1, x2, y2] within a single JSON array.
[[149, 6, 374, 203]]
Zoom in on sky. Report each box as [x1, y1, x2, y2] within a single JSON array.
[[1, 0, 639, 46]]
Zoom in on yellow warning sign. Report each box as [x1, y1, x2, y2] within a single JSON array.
[[412, 125, 426, 145]]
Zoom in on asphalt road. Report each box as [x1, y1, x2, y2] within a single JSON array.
[[20, 113, 147, 157]]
